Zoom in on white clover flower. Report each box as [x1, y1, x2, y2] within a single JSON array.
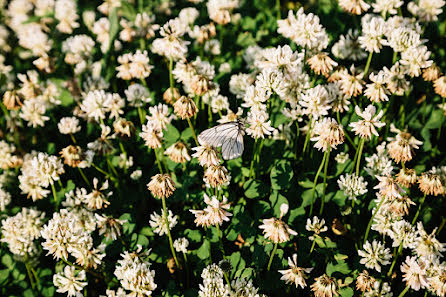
[[53, 266, 87, 297], [358, 240, 392, 272], [338, 173, 368, 200], [58, 117, 81, 135], [149, 209, 178, 236], [173, 237, 189, 253], [245, 110, 275, 139]]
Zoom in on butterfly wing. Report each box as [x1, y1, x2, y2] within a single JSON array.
[[198, 122, 238, 147], [199, 121, 245, 160], [221, 128, 244, 160]]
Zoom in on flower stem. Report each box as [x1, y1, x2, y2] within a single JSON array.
[[267, 243, 278, 271], [275, 0, 281, 19], [387, 241, 403, 277], [309, 240, 317, 254], [25, 261, 36, 290], [309, 151, 327, 216], [70, 133, 77, 144], [154, 149, 164, 174], [77, 167, 90, 187], [302, 116, 313, 154], [162, 197, 179, 268], [363, 196, 385, 245], [186, 117, 199, 146], [319, 147, 331, 215], [51, 183, 58, 209], [364, 52, 373, 77], [249, 138, 258, 179], [137, 106, 145, 125], [411, 193, 427, 225], [355, 138, 365, 175], [169, 57, 175, 99], [397, 286, 410, 297]]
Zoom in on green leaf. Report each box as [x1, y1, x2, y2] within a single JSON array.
[[326, 260, 351, 276], [243, 180, 269, 199], [185, 229, 202, 243], [164, 124, 180, 146], [270, 160, 293, 190], [339, 287, 354, 297], [1, 254, 13, 269], [269, 191, 288, 217], [120, 1, 137, 21], [107, 8, 119, 53], [0, 269, 9, 283], [197, 239, 211, 260]]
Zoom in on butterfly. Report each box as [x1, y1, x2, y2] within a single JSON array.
[[198, 120, 245, 160]]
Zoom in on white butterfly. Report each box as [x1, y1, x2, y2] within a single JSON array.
[[198, 120, 245, 160]]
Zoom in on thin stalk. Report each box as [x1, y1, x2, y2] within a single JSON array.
[[249, 138, 258, 179], [411, 193, 427, 225], [169, 57, 175, 99], [319, 147, 331, 216], [309, 152, 327, 216], [162, 197, 179, 268], [216, 224, 231, 288], [106, 156, 118, 177], [387, 241, 403, 277], [363, 197, 385, 245], [310, 239, 317, 254], [92, 163, 115, 181], [77, 167, 90, 187], [186, 117, 199, 146], [397, 286, 410, 297], [70, 133, 77, 144], [364, 52, 373, 77], [25, 261, 36, 290], [275, 0, 281, 19], [154, 148, 164, 174], [267, 243, 278, 271], [437, 217, 446, 235], [303, 116, 313, 153], [137, 106, 145, 125], [356, 138, 365, 175], [51, 183, 58, 209], [61, 258, 105, 280]]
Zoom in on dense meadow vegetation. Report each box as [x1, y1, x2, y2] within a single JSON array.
[[0, 0, 446, 296]]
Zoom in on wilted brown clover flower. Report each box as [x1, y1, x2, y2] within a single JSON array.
[[311, 274, 339, 297], [147, 174, 176, 199], [173, 96, 198, 119]]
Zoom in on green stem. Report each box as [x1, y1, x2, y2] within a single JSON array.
[[267, 243, 278, 271], [397, 286, 409, 297], [137, 106, 145, 125], [51, 183, 58, 209], [355, 138, 365, 175], [411, 193, 427, 225], [364, 52, 373, 77], [25, 261, 36, 290], [162, 197, 179, 268], [154, 148, 164, 174], [310, 239, 317, 254], [186, 117, 199, 146], [77, 167, 90, 187], [387, 241, 403, 277], [249, 138, 258, 179], [309, 151, 327, 216], [303, 116, 313, 154], [319, 147, 331, 216], [363, 196, 385, 245], [169, 57, 175, 99], [275, 0, 281, 19], [437, 217, 446, 235], [70, 133, 77, 144]]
